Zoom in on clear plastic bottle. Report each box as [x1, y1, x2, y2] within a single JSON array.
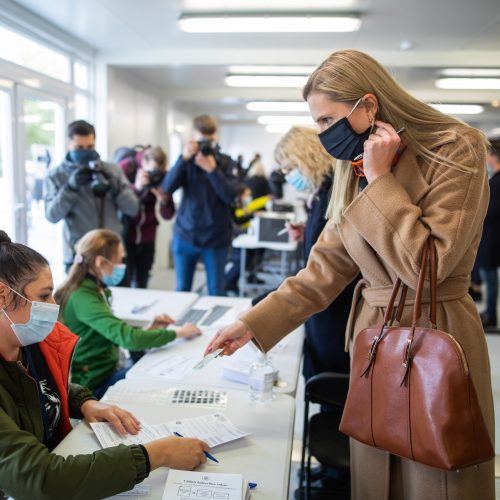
[[248, 353, 274, 402]]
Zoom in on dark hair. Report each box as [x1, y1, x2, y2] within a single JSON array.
[[0, 230, 49, 308], [67, 120, 95, 140], [490, 138, 500, 161]]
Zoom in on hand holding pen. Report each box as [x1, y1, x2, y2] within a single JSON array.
[[173, 432, 219, 463]]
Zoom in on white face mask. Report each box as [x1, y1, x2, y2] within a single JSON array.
[[2, 287, 59, 346]]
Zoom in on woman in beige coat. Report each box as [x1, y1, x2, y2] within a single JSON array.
[[206, 49, 495, 500]]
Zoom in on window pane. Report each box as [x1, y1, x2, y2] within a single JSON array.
[[0, 25, 70, 82], [74, 60, 89, 89], [74, 93, 90, 119]]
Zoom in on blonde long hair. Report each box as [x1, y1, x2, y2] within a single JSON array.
[[54, 229, 122, 317], [275, 126, 335, 188], [303, 49, 489, 223]]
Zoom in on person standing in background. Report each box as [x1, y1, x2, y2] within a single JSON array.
[[476, 138, 500, 329], [245, 153, 272, 199], [43, 120, 139, 271], [119, 146, 175, 288], [162, 115, 238, 296]]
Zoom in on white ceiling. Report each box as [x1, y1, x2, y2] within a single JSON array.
[[11, 0, 500, 131]]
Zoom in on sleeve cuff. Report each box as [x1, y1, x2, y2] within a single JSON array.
[[129, 445, 150, 483]]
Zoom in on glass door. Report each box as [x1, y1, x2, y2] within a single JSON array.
[[0, 86, 15, 238], [16, 87, 66, 284]]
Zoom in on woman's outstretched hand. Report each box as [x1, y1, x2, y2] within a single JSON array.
[[203, 320, 254, 357]]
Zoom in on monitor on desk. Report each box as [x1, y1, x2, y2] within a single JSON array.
[[253, 212, 295, 244]]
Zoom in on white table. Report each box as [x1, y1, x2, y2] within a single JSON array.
[[54, 382, 296, 500], [108, 287, 199, 327], [232, 234, 299, 297], [125, 296, 304, 395]]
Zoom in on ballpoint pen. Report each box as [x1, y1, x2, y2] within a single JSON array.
[[173, 431, 219, 463]]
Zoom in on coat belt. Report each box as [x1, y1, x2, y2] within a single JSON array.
[[344, 275, 470, 351]]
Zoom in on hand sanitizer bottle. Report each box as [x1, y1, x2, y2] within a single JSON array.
[[248, 353, 274, 402]]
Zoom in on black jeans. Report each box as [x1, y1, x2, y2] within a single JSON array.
[[125, 241, 155, 288]]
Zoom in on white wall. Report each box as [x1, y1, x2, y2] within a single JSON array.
[[106, 66, 167, 157], [218, 123, 281, 174]]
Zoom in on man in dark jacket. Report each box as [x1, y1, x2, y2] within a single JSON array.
[[477, 138, 500, 328], [162, 115, 238, 296]]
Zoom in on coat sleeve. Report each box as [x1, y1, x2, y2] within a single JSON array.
[[159, 193, 175, 220], [71, 290, 177, 350], [205, 164, 238, 205], [43, 171, 79, 223], [162, 156, 188, 194], [240, 221, 360, 352], [67, 383, 97, 419], [342, 135, 488, 287], [0, 408, 148, 500]]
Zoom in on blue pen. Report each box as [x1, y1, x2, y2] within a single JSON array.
[[173, 431, 219, 463], [249, 482, 258, 489]]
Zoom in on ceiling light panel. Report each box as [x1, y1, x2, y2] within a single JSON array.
[[441, 68, 500, 77], [183, 1, 360, 10], [178, 15, 361, 33], [430, 104, 484, 115], [258, 115, 315, 125], [435, 78, 500, 90], [247, 101, 309, 112]]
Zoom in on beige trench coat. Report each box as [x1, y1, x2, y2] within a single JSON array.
[[240, 130, 495, 500]]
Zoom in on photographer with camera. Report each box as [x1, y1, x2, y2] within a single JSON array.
[[44, 120, 139, 271], [162, 115, 238, 296], [119, 146, 175, 288]]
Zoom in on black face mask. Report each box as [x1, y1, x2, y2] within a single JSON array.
[[318, 98, 373, 161]]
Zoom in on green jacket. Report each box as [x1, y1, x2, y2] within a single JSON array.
[[0, 323, 148, 500], [63, 278, 176, 389]]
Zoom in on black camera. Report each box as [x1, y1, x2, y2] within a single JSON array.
[[88, 161, 110, 197], [147, 168, 165, 188], [197, 140, 216, 157]]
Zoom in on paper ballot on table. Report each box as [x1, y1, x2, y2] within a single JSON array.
[[90, 421, 165, 448], [142, 354, 196, 379], [163, 470, 250, 500], [158, 412, 249, 448], [91, 413, 248, 449]]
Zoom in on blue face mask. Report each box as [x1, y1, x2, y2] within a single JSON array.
[[101, 262, 126, 287], [2, 287, 59, 346], [318, 98, 373, 161], [69, 149, 99, 165], [285, 169, 313, 192]]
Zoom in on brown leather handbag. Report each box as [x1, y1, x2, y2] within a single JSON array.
[[339, 238, 494, 470]]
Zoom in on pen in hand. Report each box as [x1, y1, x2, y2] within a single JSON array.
[[173, 431, 219, 463]]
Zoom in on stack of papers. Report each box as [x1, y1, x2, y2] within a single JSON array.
[[90, 412, 249, 449], [163, 470, 251, 500]]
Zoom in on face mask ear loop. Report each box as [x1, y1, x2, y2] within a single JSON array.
[[1, 307, 14, 325], [347, 98, 363, 118]]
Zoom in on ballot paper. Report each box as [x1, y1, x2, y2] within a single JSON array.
[[90, 421, 166, 448], [142, 354, 196, 379], [90, 413, 249, 449], [162, 470, 250, 500], [193, 348, 224, 370], [156, 412, 249, 448]]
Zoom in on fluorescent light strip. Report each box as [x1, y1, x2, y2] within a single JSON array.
[[430, 104, 484, 115], [435, 78, 500, 90], [226, 75, 308, 87], [178, 15, 361, 33], [441, 68, 500, 77], [230, 65, 316, 75], [247, 101, 309, 112], [258, 115, 314, 125]]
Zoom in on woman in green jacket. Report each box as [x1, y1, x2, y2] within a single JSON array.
[[0, 230, 208, 500], [56, 229, 201, 398]]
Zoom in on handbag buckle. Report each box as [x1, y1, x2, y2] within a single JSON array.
[[402, 338, 412, 368]]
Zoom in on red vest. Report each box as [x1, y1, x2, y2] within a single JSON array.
[[38, 322, 79, 440]]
